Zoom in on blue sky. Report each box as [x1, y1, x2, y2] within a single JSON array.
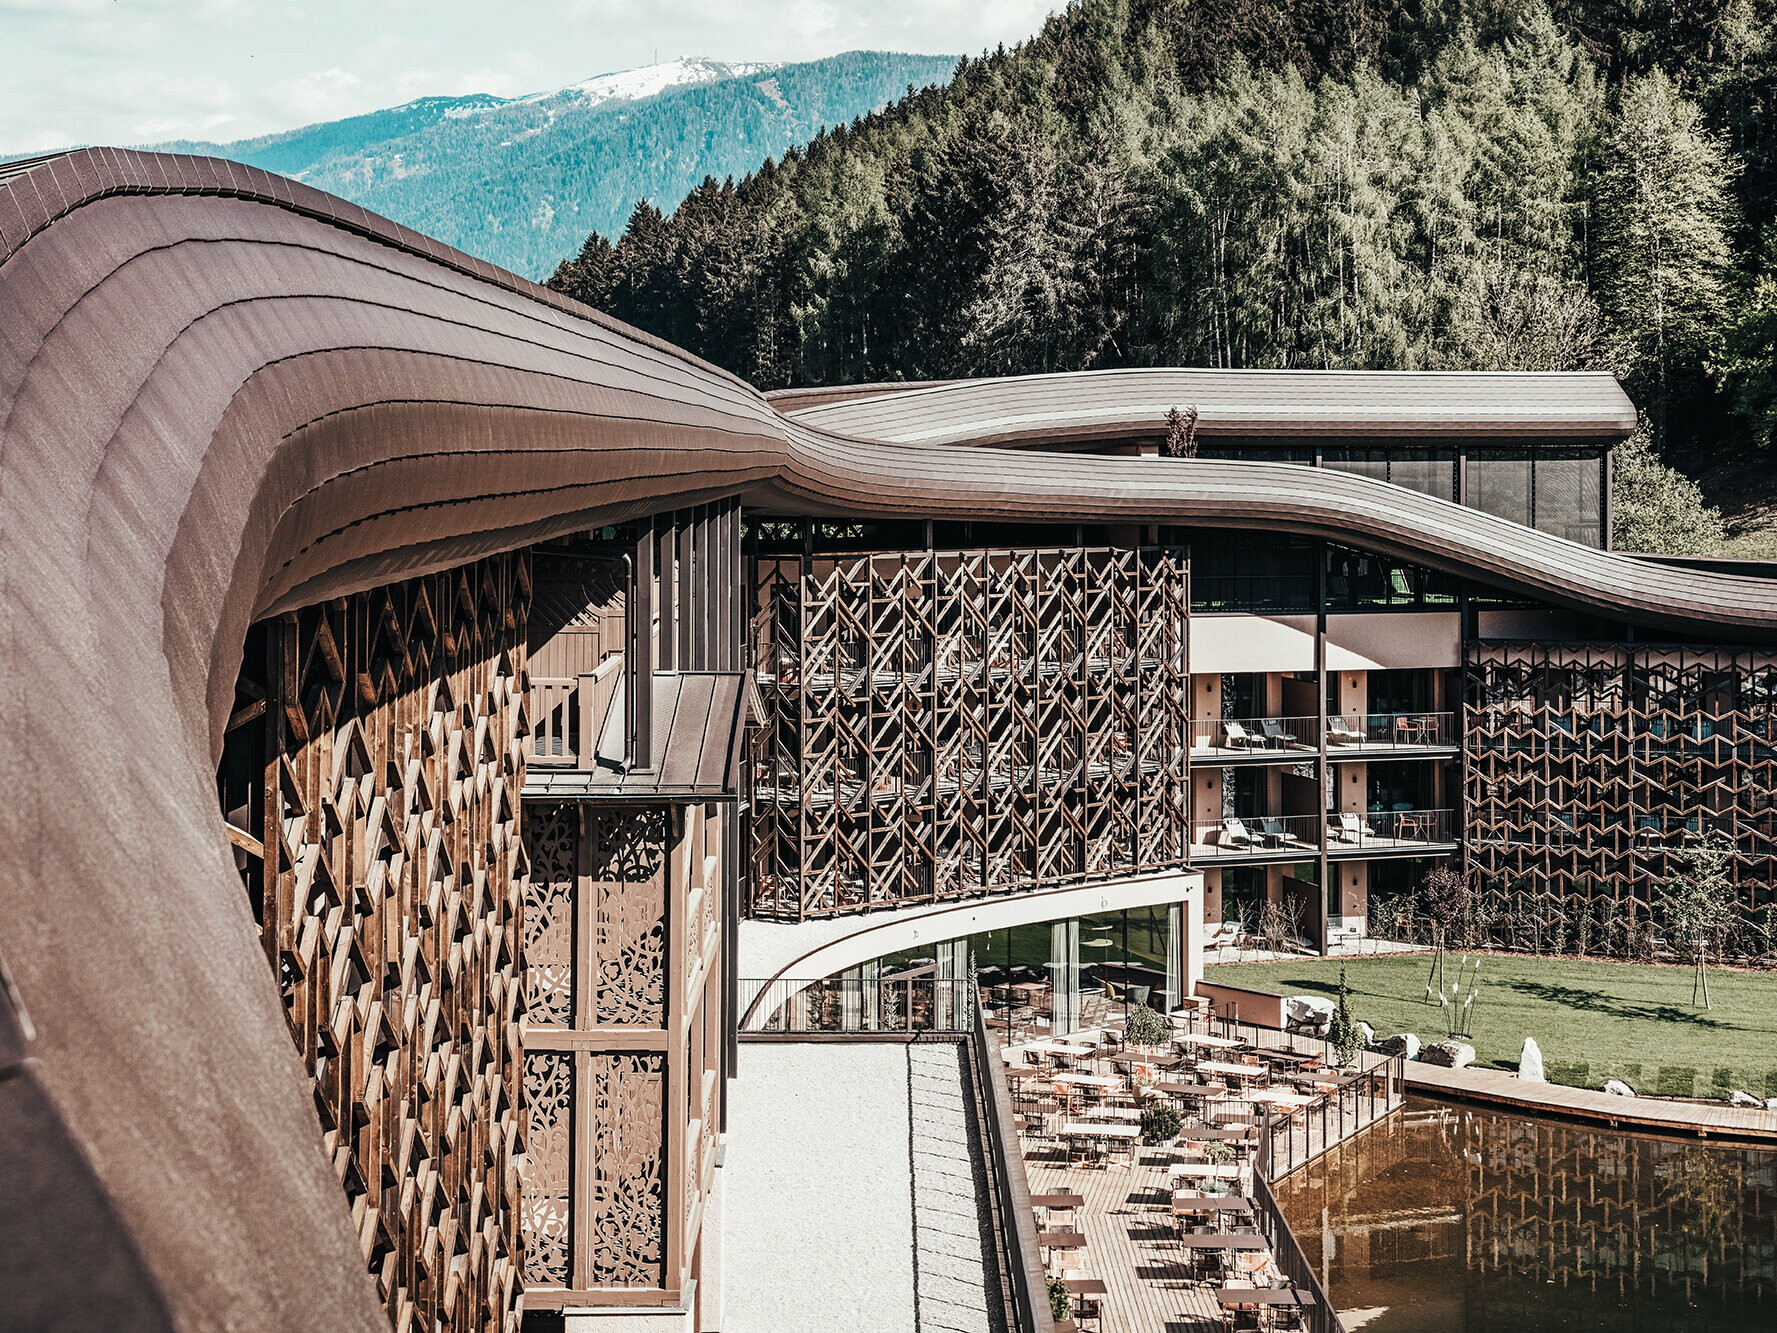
[[1, 0, 1059, 152]]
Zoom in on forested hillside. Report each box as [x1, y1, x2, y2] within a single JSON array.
[[151, 52, 959, 280], [551, 0, 1777, 556]]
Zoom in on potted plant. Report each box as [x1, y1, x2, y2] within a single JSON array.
[[1142, 1101, 1183, 1146], [1123, 1003, 1168, 1049]]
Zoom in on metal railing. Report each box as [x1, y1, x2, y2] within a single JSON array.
[[1192, 813, 1320, 856], [1192, 574, 1315, 614], [1190, 715, 1320, 754], [1249, 1166, 1343, 1333], [1325, 711, 1456, 748], [740, 976, 976, 1033], [1326, 808, 1455, 850], [971, 996, 1057, 1333]]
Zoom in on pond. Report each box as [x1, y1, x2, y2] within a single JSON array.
[[1274, 1096, 1777, 1332]]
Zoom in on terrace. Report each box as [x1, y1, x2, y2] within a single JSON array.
[[1003, 1014, 1403, 1332], [1188, 811, 1458, 863], [1189, 714, 1458, 764]]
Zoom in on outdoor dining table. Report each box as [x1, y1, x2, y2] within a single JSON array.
[[1052, 1072, 1122, 1089], [1197, 1060, 1268, 1081], [1030, 1192, 1085, 1209], [1254, 1049, 1320, 1067], [1247, 1090, 1315, 1108], [1176, 1233, 1269, 1250], [1168, 1161, 1243, 1180], [1177, 1033, 1243, 1049], [1062, 1278, 1108, 1296], [1082, 1106, 1144, 1122], [1039, 1229, 1088, 1248], [1178, 1127, 1258, 1142], [1172, 1192, 1255, 1214], [1062, 1121, 1141, 1139], [1215, 1286, 1310, 1306]]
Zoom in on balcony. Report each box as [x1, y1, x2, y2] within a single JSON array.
[[1190, 715, 1319, 763], [1191, 810, 1457, 862], [1191, 814, 1321, 862], [1326, 711, 1458, 755], [1325, 808, 1457, 857]]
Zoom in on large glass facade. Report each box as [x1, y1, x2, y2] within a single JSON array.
[[839, 903, 1185, 1038]]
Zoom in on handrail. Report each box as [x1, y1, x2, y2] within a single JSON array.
[[971, 998, 1057, 1333], [1249, 1163, 1344, 1333]]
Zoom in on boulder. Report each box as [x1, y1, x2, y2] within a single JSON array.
[[1378, 1033, 1420, 1061], [1728, 1090, 1763, 1108], [1285, 995, 1335, 1034], [1602, 1079, 1635, 1097], [1767, 1098, 1777, 1112], [1518, 1037, 1545, 1083], [1423, 1040, 1475, 1069], [1357, 1021, 1376, 1048]]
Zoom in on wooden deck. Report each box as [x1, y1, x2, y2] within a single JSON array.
[[1024, 1144, 1233, 1333], [1404, 1060, 1777, 1144]]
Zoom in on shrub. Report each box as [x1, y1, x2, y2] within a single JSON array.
[[1124, 1004, 1168, 1047], [1328, 968, 1364, 1066], [1142, 1102, 1182, 1145], [1048, 1275, 1071, 1321]]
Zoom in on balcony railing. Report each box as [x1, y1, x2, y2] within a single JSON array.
[[1192, 814, 1321, 857], [1192, 810, 1457, 857], [528, 659, 623, 768], [1326, 711, 1456, 749], [1192, 573, 1315, 614], [1190, 715, 1320, 757], [1327, 808, 1455, 850], [741, 976, 976, 1033]]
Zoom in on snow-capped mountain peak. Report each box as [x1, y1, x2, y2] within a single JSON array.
[[558, 58, 780, 109]]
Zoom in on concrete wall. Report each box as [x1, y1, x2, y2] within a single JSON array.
[[1196, 982, 1286, 1028]]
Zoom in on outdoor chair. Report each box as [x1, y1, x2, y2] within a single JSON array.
[[1258, 817, 1288, 847], [1334, 813, 1374, 844], [1260, 718, 1297, 748], [1326, 715, 1362, 745], [1220, 817, 1254, 849], [1222, 721, 1258, 749]]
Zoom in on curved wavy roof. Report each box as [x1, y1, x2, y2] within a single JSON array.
[[778, 368, 1639, 443], [0, 148, 1771, 1329]]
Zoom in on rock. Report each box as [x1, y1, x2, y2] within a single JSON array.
[[1518, 1037, 1545, 1083], [1728, 1090, 1763, 1108], [1767, 1098, 1777, 1111], [1378, 1033, 1420, 1061], [1602, 1079, 1635, 1097], [1285, 995, 1335, 1033], [1357, 1021, 1376, 1048], [1423, 1040, 1475, 1069]]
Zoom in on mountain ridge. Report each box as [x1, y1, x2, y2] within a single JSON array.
[[127, 50, 958, 278]]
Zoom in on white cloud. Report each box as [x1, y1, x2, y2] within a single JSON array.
[[1, 0, 1059, 151]]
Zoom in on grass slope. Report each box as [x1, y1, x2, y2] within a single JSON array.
[[1204, 953, 1777, 1100]]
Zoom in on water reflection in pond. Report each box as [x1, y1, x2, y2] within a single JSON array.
[[1275, 1096, 1776, 1332]]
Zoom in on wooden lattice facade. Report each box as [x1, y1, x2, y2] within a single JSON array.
[[747, 544, 1191, 920], [518, 511, 739, 1320], [216, 553, 531, 1333], [518, 804, 728, 1313], [1465, 641, 1777, 919]]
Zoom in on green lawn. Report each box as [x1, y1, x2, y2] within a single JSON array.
[[1203, 953, 1777, 1101]]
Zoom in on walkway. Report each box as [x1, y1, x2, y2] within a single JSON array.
[[723, 1041, 1005, 1333], [1404, 1060, 1777, 1144]]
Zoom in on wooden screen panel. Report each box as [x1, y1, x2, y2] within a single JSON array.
[[1465, 642, 1777, 932], [746, 543, 1191, 921], [520, 801, 724, 1314], [219, 551, 530, 1333]]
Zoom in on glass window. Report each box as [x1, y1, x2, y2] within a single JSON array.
[[1469, 449, 1533, 528], [1323, 446, 1390, 483], [1534, 449, 1603, 547], [1389, 447, 1456, 501]]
